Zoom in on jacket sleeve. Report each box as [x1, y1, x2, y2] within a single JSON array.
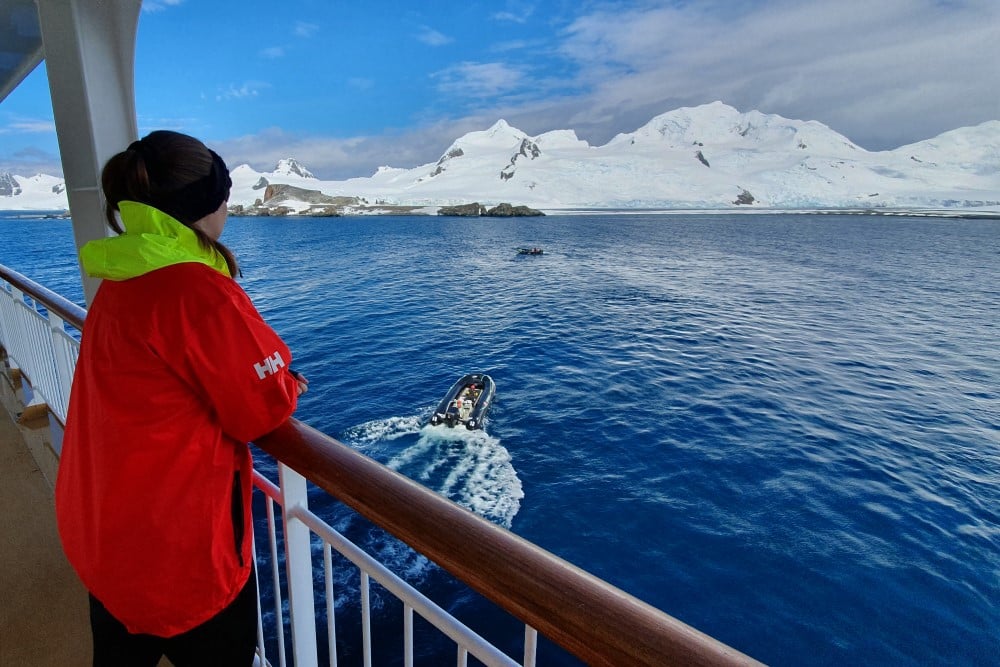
[[170, 275, 300, 443]]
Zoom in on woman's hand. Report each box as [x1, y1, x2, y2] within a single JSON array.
[[289, 369, 309, 395]]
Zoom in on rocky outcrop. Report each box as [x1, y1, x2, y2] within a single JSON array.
[[229, 184, 361, 216], [695, 150, 710, 167], [229, 200, 425, 217], [262, 183, 358, 207], [0, 173, 21, 197], [486, 202, 543, 216], [244, 206, 294, 216], [517, 138, 541, 159], [252, 177, 269, 190], [438, 203, 486, 216], [733, 188, 756, 205], [500, 138, 542, 181], [302, 206, 342, 217], [438, 202, 544, 217], [431, 147, 465, 177]]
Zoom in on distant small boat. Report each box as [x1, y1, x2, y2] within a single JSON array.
[[428, 373, 495, 430], [516, 247, 544, 255]]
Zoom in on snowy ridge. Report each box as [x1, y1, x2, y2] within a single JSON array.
[[2, 102, 998, 212], [272, 158, 314, 179]]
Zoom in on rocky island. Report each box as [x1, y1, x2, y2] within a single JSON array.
[[225, 181, 543, 217]]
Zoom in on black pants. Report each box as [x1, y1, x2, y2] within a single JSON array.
[[89, 570, 258, 667]]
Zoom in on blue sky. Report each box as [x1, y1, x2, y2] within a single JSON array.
[[2, 0, 998, 179]]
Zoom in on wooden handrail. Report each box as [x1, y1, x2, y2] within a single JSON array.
[[0, 263, 87, 330], [256, 419, 762, 667]]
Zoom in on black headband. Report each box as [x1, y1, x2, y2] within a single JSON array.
[[128, 141, 232, 225]]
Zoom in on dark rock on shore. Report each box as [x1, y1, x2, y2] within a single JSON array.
[[487, 202, 544, 216], [438, 202, 544, 217], [437, 203, 486, 216], [228, 201, 426, 217]]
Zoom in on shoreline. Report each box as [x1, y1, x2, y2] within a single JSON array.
[[535, 207, 1000, 219], [2, 207, 998, 220]]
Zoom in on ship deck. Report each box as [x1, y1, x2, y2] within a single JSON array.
[[0, 365, 95, 665], [1, 372, 186, 667]]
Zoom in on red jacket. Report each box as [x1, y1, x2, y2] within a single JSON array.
[[56, 208, 299, 636]]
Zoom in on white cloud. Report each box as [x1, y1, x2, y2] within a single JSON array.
[[551, 0, 1000, 149], [217, 121, 485, 181], [491, 39, 533, 53], [417, 25, 452, 47], [294, 21, 319, 38], [310, 0, 998, 176], [492, 1, 535, 23], [141, 0, 183, 13], [260, 46, 285, 59], [0, 145, 62, 176], [433, 62, 525, 98], [215, 82, 270, 102], [0, 117, 55, 134]]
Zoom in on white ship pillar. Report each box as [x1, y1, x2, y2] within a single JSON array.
[[35, 0, 141, 305]]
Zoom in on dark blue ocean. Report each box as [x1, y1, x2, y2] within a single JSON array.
[[2, 212, 998, 666]]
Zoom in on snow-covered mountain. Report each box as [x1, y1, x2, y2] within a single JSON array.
[[272, 158, 314, 179], [1, 172, 66, 209], [3, 102, 998, 213]]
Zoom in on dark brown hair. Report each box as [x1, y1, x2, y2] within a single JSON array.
[[101, 130, 239, 276]]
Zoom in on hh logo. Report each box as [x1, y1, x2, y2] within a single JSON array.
[[254, 351, 285, 379]]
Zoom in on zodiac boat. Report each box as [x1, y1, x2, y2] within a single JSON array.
[[428, 373, 495, 430]]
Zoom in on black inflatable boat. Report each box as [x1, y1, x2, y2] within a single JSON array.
[[428, 373, 495, 430]]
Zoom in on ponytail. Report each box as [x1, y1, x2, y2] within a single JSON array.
[[101, 131, 240, 277]]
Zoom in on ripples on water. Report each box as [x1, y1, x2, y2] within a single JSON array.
[[2, 212, 997, 666]]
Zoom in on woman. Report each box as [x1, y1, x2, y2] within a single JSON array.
[[55, 130, 307, 666]]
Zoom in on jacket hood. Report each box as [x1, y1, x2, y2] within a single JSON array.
[[80, 201, 231, 280]]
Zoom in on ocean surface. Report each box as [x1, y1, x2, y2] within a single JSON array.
[[2, 211, 998, 666]]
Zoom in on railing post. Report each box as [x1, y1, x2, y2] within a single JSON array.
[[3, 286, 25, 352], [47, 312, 74, 421], [0, 284, 11, 350], [278, 462, 319, 667]]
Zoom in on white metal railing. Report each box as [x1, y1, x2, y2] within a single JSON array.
[[0, 263, 761, 667], [0, 272, 82, 423], [253, 467, 527, 667]]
